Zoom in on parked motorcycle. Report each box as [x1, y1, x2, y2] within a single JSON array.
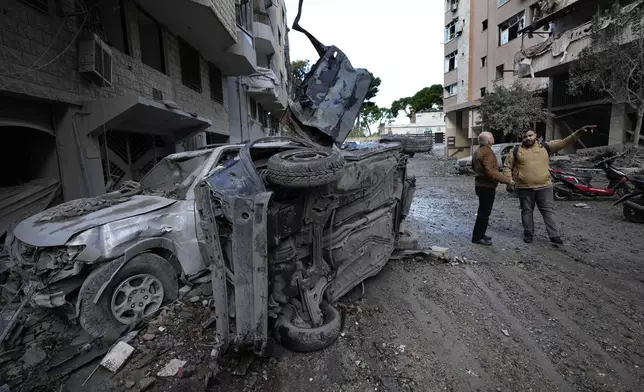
[[614, 177, 644, 223], [551, 151, 633, 201]]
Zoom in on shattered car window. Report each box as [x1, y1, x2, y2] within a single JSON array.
[[140, 151, 211, 199]]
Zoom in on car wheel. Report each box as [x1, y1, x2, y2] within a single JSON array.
[[274, 301, 342, 353], [623, 204, 644, 223], [395, 229, 419, 250], [267, 148, 345, 188], [79, 253, 178, 337]]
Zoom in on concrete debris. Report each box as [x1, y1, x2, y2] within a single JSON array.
[[430, 246, 449, 259], [157, 359, 187, 377], [137, 377, 156, 391], [124, 380, 135, 388], [178, 285, 192, 298], [201, 315, 217, 329], [501, 329, 510, 337], [100, 341, 135, 373], [22, 345, 46, 366], [574, 203, 591, 209], [178, 311, 194, 319], [231, 355, 255, 376], [189, 296, 201, 303], [141, 334, 155, 341]]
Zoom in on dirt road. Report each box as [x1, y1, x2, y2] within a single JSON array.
[[213, 155, 644, 392]]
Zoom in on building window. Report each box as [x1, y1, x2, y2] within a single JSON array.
[[137, 8, 165, 73], [499, 11, 525, 45], [496, 64, 505, 80], [482, 19, 488, 31], [445, 18, 460, 43], [480, 87, 487, 96], [498, 0, 510, 7], [97, 0, 129, 55], [447, 0, 458, 11], [258, 104, 268, 127], [481, 56, 487, 67], [208, 63, 223, 103], [236, 0, 252, 32], [445, 51, 458, 73], [18, 0, 48, 13], [249, 97, 258, 119], [444, 84, 458, 98], [180, 40, 201, 92]]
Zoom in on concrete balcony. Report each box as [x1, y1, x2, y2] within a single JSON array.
[[220, 27, 258, 76], [242, 67, 286, 113], [254, 19, 277, 55], [136, 0, 237, 67], [530, 0, 586, 30]]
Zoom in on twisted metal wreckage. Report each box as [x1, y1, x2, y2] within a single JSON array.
[[1, 0, 428, 355]]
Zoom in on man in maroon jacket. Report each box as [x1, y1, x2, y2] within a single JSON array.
[[471, 132, 515, 246]]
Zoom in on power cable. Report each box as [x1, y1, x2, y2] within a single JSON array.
[[0, 8, 93, 90]]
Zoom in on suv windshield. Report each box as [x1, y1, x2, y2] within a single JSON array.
[[140, 150, 211, 199]]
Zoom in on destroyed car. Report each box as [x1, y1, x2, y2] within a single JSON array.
[[454, 142, 520, 174], [4, 2, 417, 354]]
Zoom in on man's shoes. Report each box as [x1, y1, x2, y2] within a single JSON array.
[[523, 233, 534, 243], [472, 238, 493, 246], [483, 235, 492, 241], [549, 237, 563, 245]]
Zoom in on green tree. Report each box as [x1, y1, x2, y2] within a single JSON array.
[[290, 59, 311, 86], [477, 81, 551, 136], [356, 70, 383, 135], [568, 2, 644, 147], [391, 84, 444, 119]]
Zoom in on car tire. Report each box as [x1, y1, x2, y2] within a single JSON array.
[[79, 253, 178, 337], [274, 301, 342, 353], [395, 229, 419, 250], [623, 204, 644, 223], [381, 136, 432, 154], [267, 148, 345, 188]]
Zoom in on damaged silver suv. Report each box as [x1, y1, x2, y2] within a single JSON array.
[[5, 4, 419, 354]]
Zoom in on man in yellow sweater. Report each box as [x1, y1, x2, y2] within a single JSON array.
[[503, 128, 587, 244]]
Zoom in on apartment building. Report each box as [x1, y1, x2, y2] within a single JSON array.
[[443, 0, 548, 157], [0, 0, 289, 219], [516, 0, 643, 148], [382, 111, 446, 140]]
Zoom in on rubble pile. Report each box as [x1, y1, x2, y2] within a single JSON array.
[[550, 147, 644, 171]]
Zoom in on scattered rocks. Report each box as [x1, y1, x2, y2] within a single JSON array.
[[189, 296, 201, 303], [141, 334, 156, 341], [178, 285, 192, 298], [22, 345, 47, 367], [178, 311, 194, 319], [125, 380, 136, 388]]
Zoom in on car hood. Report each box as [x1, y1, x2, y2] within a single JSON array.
[[13, 195, 176, 247], [288, 1, 371, 146]]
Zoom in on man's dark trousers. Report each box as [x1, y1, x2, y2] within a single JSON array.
[[472, 186, 496, 241]]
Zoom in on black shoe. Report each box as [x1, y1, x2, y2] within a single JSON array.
[[524, 233, 534, 243], [472, 238, 493, 246], [549, 237, 563, 245], [483, 235, 492, 241]]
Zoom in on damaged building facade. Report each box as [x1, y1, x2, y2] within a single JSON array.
[[0, 0, 290, 235], [443, 0, 548, 158], [515, 0, 644, 149]]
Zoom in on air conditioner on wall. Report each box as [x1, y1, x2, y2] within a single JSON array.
[[78, 33, 113, 87]]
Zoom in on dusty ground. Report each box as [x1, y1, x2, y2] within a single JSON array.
[[6, 155, 644, 392], [209, 155, 644, 392]]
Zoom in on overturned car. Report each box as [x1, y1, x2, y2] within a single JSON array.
[[4, 5, 417, 354]]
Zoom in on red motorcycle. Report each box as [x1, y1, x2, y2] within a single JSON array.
[[550, 151, 633, 201]]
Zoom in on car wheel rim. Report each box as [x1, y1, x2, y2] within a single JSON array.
[[110, 274, 164, 324], [282, 150, 329, 162]]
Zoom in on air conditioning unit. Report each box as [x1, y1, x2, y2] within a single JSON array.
[[78, 33, 113, 87], [451, 3, 458, 11]]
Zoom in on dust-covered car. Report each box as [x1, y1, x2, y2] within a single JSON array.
[[3, 2, 417, 354], [454, 142, 520, 174]]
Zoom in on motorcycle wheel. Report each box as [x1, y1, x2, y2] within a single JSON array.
[[623, 205, 644, 223], [553, 184, 570, 201], [616, 184, 633, 199]]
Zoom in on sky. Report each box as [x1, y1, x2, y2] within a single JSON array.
[[283, 0, 445, 114]]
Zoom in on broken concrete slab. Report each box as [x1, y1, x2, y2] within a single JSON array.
[[157, 359, 187, 377], [100, 341, 135, 373], [137, 377, 156, 391]]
